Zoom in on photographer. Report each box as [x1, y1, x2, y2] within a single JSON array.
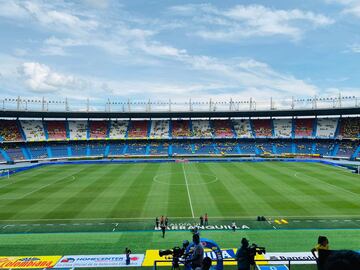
[[125, 247, 131, 265], [187, 234, 204, 270], [235, 238, 251, 270]]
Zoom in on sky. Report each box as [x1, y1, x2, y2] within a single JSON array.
[[0, 0, 360, 104]]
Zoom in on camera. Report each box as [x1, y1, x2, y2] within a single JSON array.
[[247, 243, 266, 265], [159, 241, 190, 269]]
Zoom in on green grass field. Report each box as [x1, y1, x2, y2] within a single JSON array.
[[0, 161, 359, 261]]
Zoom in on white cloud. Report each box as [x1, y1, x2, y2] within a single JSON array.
[[348, 43, 360, 53], [19, 62, 86, 93], [170, 4, 334, 41], [327, 0, 360, 17]]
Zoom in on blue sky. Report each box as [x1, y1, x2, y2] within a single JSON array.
[[0, 0, 359, 103]]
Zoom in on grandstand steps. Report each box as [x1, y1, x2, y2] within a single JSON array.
[[43, 120, 49, 140], [291, 142, 296, 154], [145, 145, 150, 155], [17, 120, 27, 141], [311, 142, 316, 155], [332, 143, 339, 156], [104, 145, 110, 157], [21, 146, 30, 160], [0, 148, 11, 162], [67, 146, 72, 157], [65, 121, 70, 139], [123, 145, 128, 155], [47, 146, 53, 158], [291, 118, 295, 139], [334, 118, 340, 138], [272, 144, 277, 155], [352, 145, 360, 159], [86, 145, 91, 156]]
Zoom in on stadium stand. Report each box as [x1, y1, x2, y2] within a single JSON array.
[[149, 120, 169, 138], [273, 119, 292, 138], [238, 141, 256, 154], [275, 141, 293, 154], [294, 118, 314, 138], [315, 141, 335, 156], [68, 121, 88, 140], [27, 144, 49, 159], [172, 120, 191, 137], [126, 141, 147, 155], [108, 142, 126, 156], [193, 141, 216, 154], [109, 120, 128, 139], [149, 142, 169, 155], [3, 144, 26, 161], [295, 140, 313, 154], [338, 117, 360, 139], [316, 118, 338, 138], [20, 120, 46, 141], [172, 141, 193, 155], [212, 120, 234, 138], [46, 121, 67, 140], [88, 142, 106, 156], [49, 142, 69, 158], [216, 141, 239, 155], [0, 120, 24, 142], [256, 141, 273, 154], [89, 121, 108, 139], [233, 119, 253, 138], [252, 119, 272, 137], [337, 141, 359, 157], [71, 142, 88, 157], [192, 120, 212, 138], [128, 121, 148, 138]]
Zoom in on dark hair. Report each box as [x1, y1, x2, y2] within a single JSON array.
[[193, 233, 200, 244], [324, 250, 360, 270], [318, 236, 328, 244], [241, 238, 249, 247]]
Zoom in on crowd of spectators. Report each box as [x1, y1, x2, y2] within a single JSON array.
[[68, 121, 88, 140], [295, 119, 314, 137], [192, 120, 212, 138], [172, 120, 191, 137], [21, 120, 46, 141], [89, 121, 107, 139], [0, 120, 23, 141], [46, 121, 67, 140], [273, 119, 292, 138], [252, 119, 272, 137], [128, 121, 148, 138], [149, 120, 169, 138], [109, 121, 128, 139], [316, 118, 337, 138], [233, 120, 253, 138], [338, 117, 360, 139], [212, 120, 234, 138]]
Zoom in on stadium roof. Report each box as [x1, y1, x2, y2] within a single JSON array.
[[0, 107, 359, 119]]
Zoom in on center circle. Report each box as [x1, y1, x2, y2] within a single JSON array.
[[153, 172, 218, 186]]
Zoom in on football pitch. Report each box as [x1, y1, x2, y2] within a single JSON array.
[[0, 160, 359, 257]]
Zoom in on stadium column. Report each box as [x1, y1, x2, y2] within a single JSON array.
[[0, 149, 11, 162], [312, 118, 318, 137], [351, 145, 360, 159]]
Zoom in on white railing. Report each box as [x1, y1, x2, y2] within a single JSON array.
[[0, 94, 359, 113]]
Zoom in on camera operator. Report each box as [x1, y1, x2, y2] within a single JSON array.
[[187, 234, 204, 270], [235, 238, 251, 270], [125, 247, 131, 265]]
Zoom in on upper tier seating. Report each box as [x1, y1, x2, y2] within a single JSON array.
[[338, 117, 360, 139], [172, 120, 191, 137], [233, 120, 253, 138], [27, 144, 48, 159], [126, 142, 147, 155], [149, 120, 169, 138], [21, 120, 46, 141], [273, 119, 292, 138], [192, 120, 212, 138], [46, 121, 67, 140], [150, 142, 169, 155], [50, 143, 69, 158], [213, 120, 234, 138], [294, 118, 314, 137], [89, 121, 108, 139], [0, 120, 23, 142], [216, 142, 239, 155], [316, 118, 337, 138], [109, 121, 128, 139], [69, 121, 87, 140], [194, 142, 215, 154], [252, 119, 272, 137], [128, 121, 148, 138]]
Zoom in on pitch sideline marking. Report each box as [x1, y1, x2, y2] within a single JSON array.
[[182, 163, 195, 218]]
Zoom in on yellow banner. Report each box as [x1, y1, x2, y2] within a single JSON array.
[[142, 249, 267, 267], [0, 256, 61, 269]]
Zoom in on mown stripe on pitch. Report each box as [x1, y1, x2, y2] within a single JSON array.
[[40, 164, 135, 220], [222, 162, 281, 217], [190, 163, 223, 217], [235, 162, 313, 216], [194, 162, 249, 217], [0, 165, 95, 221], [259, 163, 343, 216], [139, 163, 171, 216], [108, 163, 159, 218]]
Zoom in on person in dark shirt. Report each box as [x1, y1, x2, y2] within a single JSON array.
[[155, 217, 159, 229], [235, 238, 250, 270], [160, 223, 166, 238], [200, 216, 204, 226], [204, 213, 208, 226], [165, 216, 169, 226]]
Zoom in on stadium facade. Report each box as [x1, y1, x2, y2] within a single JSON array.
[[0, 104, 359, 163]]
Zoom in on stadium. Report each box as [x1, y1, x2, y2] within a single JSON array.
[[1, 1, 360, 269]]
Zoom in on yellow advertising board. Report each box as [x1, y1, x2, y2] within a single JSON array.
[[142, 249, 267, 267], [0, 256, 61, 269]]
